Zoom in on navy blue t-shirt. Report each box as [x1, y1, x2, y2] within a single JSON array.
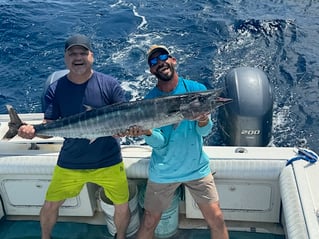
[[43, 71, 125, 169]]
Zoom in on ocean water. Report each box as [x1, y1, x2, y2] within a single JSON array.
[[1, 1, 318, 238], [1, 0, 319, 151]]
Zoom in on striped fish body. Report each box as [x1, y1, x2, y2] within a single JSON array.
[[7, 89, 231, 139]]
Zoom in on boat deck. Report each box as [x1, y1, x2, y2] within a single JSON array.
[[1, 216, 285, 239]]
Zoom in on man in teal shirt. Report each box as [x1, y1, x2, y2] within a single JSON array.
[[128, 45, 229, 239], [144, 75, 213, 183]]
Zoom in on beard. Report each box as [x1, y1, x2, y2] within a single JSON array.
[[153, 63, 175, 82]]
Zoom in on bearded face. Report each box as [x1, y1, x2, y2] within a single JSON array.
[[151, 58, 176, 82]]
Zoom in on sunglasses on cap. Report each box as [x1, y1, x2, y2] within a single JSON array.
[[148, 54, 170, 67]]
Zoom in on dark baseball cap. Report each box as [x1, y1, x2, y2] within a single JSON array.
[[64, 34, 93, 51]]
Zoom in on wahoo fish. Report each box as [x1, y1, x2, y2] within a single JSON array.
[[4, 89, 231, 140]]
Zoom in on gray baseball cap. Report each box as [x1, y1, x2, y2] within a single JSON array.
[[64, 34, 93, 51]]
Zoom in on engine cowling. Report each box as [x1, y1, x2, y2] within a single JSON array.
[[41, 69, 69, 112], [218, 67, 273, 146]]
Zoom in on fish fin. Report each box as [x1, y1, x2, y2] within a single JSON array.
[[89, 138, 97, 144], [3, 105, 25, 139], [83, 104, 94, 111], [34, 134, 54, 139]]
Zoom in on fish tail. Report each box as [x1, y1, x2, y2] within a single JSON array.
[[3, 105, 24, 139]]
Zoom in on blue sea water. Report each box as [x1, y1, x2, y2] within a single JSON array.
[[1, 0, 319, 151], [1, 1, 318, 238]]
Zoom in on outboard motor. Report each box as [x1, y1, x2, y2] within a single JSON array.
[[41, 69, 69, 112], [218, 67, 273, 146]]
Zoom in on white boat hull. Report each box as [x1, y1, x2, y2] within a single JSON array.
[[0, 113, 318, 238]]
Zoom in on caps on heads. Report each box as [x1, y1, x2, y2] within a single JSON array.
[[65, 34, 93, 52], [147, 45, 170, 61]]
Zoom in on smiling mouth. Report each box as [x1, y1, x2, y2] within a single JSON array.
[[158, 65, 169, 73], [74, 63, 84, 66]]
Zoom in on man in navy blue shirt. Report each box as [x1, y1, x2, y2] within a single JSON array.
[[18, 34, 130, 239]]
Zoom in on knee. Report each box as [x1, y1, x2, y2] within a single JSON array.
[[213, 211, 226, 227], [206, 207, 226, 229], [141, 210, 161, 230], [41, 201, 63, 214]]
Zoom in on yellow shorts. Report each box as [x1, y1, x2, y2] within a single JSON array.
[[46, 162, 129, 204]]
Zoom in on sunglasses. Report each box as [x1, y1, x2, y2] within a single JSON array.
[[148, 54, 170, 67]]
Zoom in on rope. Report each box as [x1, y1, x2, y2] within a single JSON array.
[[286, 148, 318, 166]]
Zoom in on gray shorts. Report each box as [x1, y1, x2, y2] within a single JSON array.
[[143, 174, 219, 213]]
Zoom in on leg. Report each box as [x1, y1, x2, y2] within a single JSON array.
[[114, 202, 130, 239], [94, 163, 131, 238], [185, 174, 229, 239], [136, 209, 162, 239], [40, 200, 65, 239], [198, 201, 229, 239], [136, 181, 180, 239], [42, 166, 85, 239]]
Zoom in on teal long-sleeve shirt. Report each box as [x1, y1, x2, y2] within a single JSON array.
[[144, 77, 213, 183]]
